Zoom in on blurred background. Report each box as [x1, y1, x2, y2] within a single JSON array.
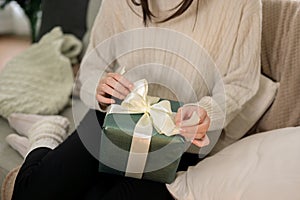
[[0, 0, 33, 72]]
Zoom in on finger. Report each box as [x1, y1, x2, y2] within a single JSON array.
[[105, 76, 130, 96], [96, 94, 115, 105], [108, 73, 134, 91], [201, 135, 210, 145], [192, 137, 210, 147], [181, 131, 206, 141], [180, 124, 208, 136], [181, 107, 193, 121], [175, 108, 182, 125], [181, 114, 210, 129], [180, 116, 210, 140], [97, 78, 109, 94], [198, 116, 210, 131], [196, 107, 207, 123], [175, 107, 193, 125], [100, 83, 126, 100]]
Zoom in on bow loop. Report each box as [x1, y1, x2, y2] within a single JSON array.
[[108, 79, 178, 136], [132, 79, 148, 101]]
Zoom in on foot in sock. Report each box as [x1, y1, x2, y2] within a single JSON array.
[[8, 113, 70, 137], [6, 134, 30, 158], [26, 117, 70, 155]]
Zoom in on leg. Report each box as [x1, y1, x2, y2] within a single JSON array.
[[12, 110, 106, 200], [101, 178, 174, 200], [85, 176, 174, 200], [84, 153, 201, 200], [178, 152, 203, 171]]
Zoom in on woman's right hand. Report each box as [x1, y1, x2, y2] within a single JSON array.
[[96, 73, 134, 109]]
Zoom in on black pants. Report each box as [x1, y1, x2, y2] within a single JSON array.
[[12, 110, 201, 200]]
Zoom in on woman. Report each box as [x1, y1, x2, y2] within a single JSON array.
[[10, 0, 261, 199]]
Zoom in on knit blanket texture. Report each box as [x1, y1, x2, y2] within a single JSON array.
[[0, 27, 82, 118]]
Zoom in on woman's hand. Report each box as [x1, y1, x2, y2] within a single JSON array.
[[96, 73, 134, 109], [175, 105, 210, 147]]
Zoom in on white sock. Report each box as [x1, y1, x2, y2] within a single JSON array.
[[6, 134, 30, 158], [27, 117, 70, 157], [8, 113, 70, 137]]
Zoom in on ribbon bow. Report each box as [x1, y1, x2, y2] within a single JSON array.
[[108, 79, 180, 137]]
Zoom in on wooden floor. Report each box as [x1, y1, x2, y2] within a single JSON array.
[[0, 35, 31, 72]]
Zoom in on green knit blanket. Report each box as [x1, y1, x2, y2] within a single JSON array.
[[0, 27, 82, 118]]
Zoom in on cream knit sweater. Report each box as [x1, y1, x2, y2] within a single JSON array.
[[79, 0, 261, 131]]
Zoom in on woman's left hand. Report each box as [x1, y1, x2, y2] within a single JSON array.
[[175, 105, 210, 147]]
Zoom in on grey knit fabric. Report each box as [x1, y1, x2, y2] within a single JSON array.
[[0, 27, 82, 118]]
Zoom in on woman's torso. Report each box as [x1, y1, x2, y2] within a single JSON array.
[[104, 0, 246, 103]]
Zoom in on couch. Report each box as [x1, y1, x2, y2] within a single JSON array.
[[0, 0, 299, 199]]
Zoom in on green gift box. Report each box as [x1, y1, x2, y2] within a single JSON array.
[[99, 100, 186, 184]]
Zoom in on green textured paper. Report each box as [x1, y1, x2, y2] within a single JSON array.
[[99, 100, 186, 184]]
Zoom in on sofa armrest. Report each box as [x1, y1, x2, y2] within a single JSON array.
[[257, 0, 300, 132]]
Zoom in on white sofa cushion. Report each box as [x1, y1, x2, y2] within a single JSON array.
[[167, 126, 300, 200], [211, 75, 279, 154], [225, 75, 278, 139]]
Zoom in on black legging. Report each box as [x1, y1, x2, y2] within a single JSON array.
[[12, 110, 201, 200]]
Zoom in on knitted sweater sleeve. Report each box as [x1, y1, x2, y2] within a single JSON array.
[[79, 0, 115, 111], [196, 2, 262, 131]]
